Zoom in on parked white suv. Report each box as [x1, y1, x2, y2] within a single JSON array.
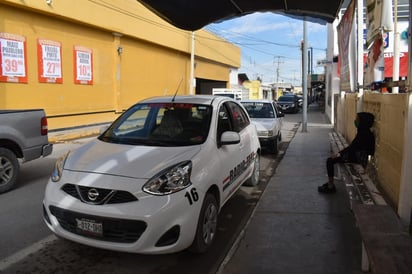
[[241, 99, 283, 154]]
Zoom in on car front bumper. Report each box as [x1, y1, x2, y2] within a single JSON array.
[[43, 171, 202, 254]]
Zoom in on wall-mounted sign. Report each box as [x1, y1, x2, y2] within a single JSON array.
[[37, 39, 63, 83], [337, 0, 355, 92], [73, 46, 93, 85], [0, 33, 28, 83]]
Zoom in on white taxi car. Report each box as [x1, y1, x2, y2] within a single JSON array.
[[43, 95, 260, 254], [241, 100, 283, 154]]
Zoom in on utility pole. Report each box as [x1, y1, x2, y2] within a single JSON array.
[[302, 19, 308, 133], [189, 32, 195, 95], [393, 0, 400, 93], [274, 56, 284, 98], [357, 0, 364, 111], [275, 56, 284, 83]]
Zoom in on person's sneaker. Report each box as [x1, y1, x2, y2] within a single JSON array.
[[318, 183, 336, 193]]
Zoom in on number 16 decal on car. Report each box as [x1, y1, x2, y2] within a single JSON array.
[[185, 188, 199, 205]]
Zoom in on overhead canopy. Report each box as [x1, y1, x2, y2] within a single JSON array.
[[136, 0, 346, 31]]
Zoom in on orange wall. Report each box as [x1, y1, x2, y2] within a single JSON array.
[[0, 1, 240, 130]]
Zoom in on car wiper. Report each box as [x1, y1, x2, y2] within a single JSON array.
[[98, 136, 122, 143], [142, 139, 174, 146], [146, 138, 193, 147]]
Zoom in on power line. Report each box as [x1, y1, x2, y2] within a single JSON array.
[[205, 26, 300, 49]]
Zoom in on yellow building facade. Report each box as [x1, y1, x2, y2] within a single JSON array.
[[0, 0, 240, 130]]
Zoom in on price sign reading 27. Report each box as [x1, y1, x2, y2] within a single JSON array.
[[74, 46, 93, 85], [37, 39, 63, 83]]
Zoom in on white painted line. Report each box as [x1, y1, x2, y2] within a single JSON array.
[[0, 235, 57, 271]]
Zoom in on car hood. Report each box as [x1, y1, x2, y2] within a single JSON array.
[[251, 119, 278, 131], [64, 139, 200, 179]]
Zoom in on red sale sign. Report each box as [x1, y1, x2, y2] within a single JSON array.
[[0, 33, 28, 83], [37, 39, 63, 83]]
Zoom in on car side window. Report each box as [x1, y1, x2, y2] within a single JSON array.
[[227, 102, 250, 132], [217, 104, 233, 139], [272, 102, 281, 117]]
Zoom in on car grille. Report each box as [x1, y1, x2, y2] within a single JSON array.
[[258, 130, 273, 137], [49, 206, 147, 243], [61, 184, 138, 205]]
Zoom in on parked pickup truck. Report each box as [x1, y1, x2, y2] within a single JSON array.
[[0, 109, 53, 193]]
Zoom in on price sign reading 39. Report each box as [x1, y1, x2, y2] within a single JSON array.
[[0, 33, 27, 83]]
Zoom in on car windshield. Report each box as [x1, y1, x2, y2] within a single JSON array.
[[278, 96, 295, 102], [241, 102, 275, 118], [99, 102, 212, 146]]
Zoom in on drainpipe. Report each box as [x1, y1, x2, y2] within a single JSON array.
[[113, 32, 122, 112], [189, 32, 195, 95], [397, 3, 412, 231]]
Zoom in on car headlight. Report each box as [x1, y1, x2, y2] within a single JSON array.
[[51, 151, 69, 182], [143, 161, 192, 195]]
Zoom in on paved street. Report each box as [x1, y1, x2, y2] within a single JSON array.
[[0, 112, 300, 273], [1, 106, 364, 274]]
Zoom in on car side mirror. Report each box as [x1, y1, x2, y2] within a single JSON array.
[[278, 112, 285, 117], [218, 131, 240, 147]]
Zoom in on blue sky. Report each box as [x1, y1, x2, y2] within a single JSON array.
[[205, 12, 329, 86]]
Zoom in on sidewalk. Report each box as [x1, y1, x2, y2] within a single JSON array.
[[219, 105, 363, 274], [48, 124, 107, 143]]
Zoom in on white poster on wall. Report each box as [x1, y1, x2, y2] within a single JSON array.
[[0, 33, 28, 83], [74, 46, 93, 85]]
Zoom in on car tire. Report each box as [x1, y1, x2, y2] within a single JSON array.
[[0, 148, 19, 193], [270, 137, 278, 154], [244, 153, 260, 186], [189, 193, 218, 253]]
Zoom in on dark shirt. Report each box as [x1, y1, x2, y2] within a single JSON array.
[[340, 112, 375, 163]]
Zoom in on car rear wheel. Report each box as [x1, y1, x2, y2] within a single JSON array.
[[0, 148, 19, 193], [189, 193, 218, 253]]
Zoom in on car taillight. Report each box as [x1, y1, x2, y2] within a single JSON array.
[[41, 117, 48, 135]]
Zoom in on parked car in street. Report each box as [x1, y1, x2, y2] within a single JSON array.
[[277, 95, 300, 113], [297, 95, 303, 108], [241, 100, 283, 154], [0, 109, 53, 193], [43, 95, 261, 254]]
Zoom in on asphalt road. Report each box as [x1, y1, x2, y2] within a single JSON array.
[[0, 113, 302, 274]]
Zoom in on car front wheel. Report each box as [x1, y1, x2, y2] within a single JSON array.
[[0, 148, 19, 193], [189, 193, 218, 253], [244, 153, 260, 186]]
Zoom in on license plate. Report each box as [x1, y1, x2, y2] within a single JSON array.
[[76, 218, 103, 236]]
